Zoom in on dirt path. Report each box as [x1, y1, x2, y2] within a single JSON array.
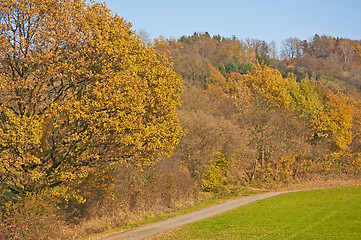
[[102, 190, 296, 240]]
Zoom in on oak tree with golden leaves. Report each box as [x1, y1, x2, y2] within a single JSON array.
[[0, 0, 182, 195]]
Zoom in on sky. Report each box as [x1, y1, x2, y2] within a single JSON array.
[[93, 0, 361, 47]]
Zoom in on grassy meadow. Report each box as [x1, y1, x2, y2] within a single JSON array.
[[150, 186, 361, 240]]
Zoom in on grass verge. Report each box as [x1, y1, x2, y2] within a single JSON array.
[[81, 189, 264, 240]]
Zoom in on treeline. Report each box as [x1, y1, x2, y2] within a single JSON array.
[[1, 1, 361, 238], [153, 32, 361, 185], [277, 35, 361, 95]]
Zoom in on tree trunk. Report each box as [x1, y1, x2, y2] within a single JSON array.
[[250, 158, 258, 181]]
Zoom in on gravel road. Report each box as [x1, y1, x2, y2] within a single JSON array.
[[102, 190, 296, 240]]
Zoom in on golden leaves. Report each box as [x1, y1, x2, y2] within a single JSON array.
[[324, 90, 354, 149], [229, 63, 357, 151], [0, 0, 183, 193], [243, 64, 292, 108]]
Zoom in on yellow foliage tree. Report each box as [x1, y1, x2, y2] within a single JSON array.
[[202, 151, 229, 193], [287, 76, 327, 135], [0, 0, 182, 194], [324, 90, 354, 149], [243, 64, 292, 108], [287, 75, 355, 149]]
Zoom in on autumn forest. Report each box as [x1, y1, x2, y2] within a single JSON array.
[[1, 1, 361, 239]]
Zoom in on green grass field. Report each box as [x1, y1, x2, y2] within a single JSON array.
[[151, 186, 361, 240]]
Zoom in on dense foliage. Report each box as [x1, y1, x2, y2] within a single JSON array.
[[0, 1, 182, 238], [157, 32, 361, 186], [0, 0, 182, 195]]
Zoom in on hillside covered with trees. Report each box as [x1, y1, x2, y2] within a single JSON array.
[[1, 1, 361, 239], [151, 32, 361, 191]]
